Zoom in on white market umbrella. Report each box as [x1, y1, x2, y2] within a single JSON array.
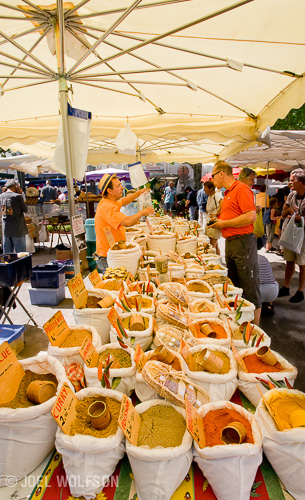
[[1, 1, 305, 270]]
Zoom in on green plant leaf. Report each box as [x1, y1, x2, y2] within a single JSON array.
[[111, 377, 121, 390]]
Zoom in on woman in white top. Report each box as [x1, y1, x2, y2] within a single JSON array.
[[204, 180, 223, 255]]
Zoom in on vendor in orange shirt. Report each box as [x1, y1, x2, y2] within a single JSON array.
[[208, 161, 261, 325], [95, 173, 154, 273]]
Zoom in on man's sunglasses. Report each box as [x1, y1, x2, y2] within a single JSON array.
[[211, 170, 224, 179]]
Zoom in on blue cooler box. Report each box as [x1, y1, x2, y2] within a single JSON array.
[[0, 325, 25, 355], [0, 253, 32, 287], [28, 284, 65, 306], [85, 219, 96, 241], [31, 263, 66, 288]]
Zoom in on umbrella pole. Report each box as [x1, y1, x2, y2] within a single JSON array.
[[265, 161, 270, 210], [84, 174, 90, 219], [56, 2, 80, 275]]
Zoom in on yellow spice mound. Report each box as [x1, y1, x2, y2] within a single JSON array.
[[137, 405, 186, 448]]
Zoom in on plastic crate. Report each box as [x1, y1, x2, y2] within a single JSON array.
[[28, 284, 65, 306], [0, 253, 32, 287], [85, 219, 96, 241], [31, 263, 66, 288], [0, 325, 25, 355]]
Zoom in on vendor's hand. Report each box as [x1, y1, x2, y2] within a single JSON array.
[[295, 214, 302, 223], [142, 207, 155, 217], [208, 219, 224, 229], [256, 206, 261, 214], [139, 187, 151, 195]]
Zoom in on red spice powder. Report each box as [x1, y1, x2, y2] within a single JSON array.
[[243, 354, 284, 374], [202, 408, 254, 447]]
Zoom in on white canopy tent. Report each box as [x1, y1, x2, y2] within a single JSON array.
[[1, 0, 305, 269]]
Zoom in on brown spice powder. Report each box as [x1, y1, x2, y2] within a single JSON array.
[[98, 348, 131, 368], [70, 396, 121, 437], [60, 329, 92, 348], [137, 405, 186, 448], [0, 370, 58, 409]]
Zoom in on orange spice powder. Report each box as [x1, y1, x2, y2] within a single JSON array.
[[202, 408, 254, 447], [243, 354, 284, 374], [197, 322, 227, 339]]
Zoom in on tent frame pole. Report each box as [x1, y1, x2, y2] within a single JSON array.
[[56, 0, 80, 274]]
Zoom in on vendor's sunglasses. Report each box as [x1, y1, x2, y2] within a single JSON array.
[[211, 170, 224, 179]]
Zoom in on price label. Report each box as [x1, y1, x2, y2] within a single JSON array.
[[88, 269, 103, 288], [185, 397, 205, 449], [43, 311, 70, 346], [104, 226, 116, 249], [0, 342, 25, 405], [108, 307, 125, 338], [68, 273, 88, 309], [51, 382, 77, 435], [134, 342, 145, 372], [79, 336, 99, 368], [118, 394, 141, 445]]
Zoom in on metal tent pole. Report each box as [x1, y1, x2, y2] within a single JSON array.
[[265, 161, 270, 210], [56, 1, 80, 274]]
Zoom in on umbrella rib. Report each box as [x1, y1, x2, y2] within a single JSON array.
[[0, 79, 55, 93], [65, 0, 91, 19], [0, 30, 56, 76], [66, 0, 192, 20], [0, 25, 47, 46], [20, 0, 52, 18], [0, 27, 53, 89], [0, 46, 52, 76], [70, 77, 187, 86], [67, 0, 143, 76], [73, 64, 226, 77], [69, 0, 254, 76], [65, 25, 162, 110], [0, 2, 41, 15], [74, 79, 142, 97], [78, 23, 297, 79]]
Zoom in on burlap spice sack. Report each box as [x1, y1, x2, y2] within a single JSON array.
[[48, 324, 101, 368], [84, 342, 137, 395], [194, 401, 262, 500], [55, 387, 125, 500], [0, 353, 71, 485], [73, 290, 117, 344], [255, 388, 305, 500], [126, 399, 192, 500]]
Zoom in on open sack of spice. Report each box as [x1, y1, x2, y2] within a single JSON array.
[[185, 279, 214, 299], [54, 386, 125, 499], [47, 321, 101, 369], [153, 324, 199, 351], [0, 350, 72, 485], [124, 398, 193, 500], [108, 307, 154, 351], [255, 387, 305, 500], [116, 290, 155, 315], [218, 295, 255, 325], [68, 273, 117, 344], [88, 270, 129, 295], [188, 317, 231, 348], [193, 400, 262, 500], [236, 346, 298, 406], [180, 343, 238, 402], [84, 342, 137, 396], [229, 320, 271, 351]]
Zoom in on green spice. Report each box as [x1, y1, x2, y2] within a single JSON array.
[[137, 405, 186, 448]]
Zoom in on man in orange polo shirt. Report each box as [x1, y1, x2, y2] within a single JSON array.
[[95, 173, 154, 273], [209, 161, 261, 324]]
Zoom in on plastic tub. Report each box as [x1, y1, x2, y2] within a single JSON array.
[[0, 325, 25, 355], [85, 219, 96, 241], [0, 253, 32, 287], [28, 285, 65, 306], [30, 264, 66, 288]]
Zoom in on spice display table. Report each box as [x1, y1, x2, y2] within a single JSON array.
[[18, 390, 286, 500]]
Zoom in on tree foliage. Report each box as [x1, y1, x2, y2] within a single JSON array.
[[273, 102, 305, 130]]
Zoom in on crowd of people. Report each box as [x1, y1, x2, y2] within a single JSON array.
[[159, 164, 305, 316]]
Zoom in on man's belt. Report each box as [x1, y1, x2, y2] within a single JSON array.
[[226, 233, 253, 242]]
